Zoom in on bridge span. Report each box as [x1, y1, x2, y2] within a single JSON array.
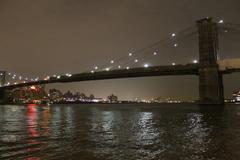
[[0, 64, 199, 90]]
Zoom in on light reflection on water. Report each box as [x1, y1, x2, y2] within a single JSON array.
[[0, 104, 240, 160]]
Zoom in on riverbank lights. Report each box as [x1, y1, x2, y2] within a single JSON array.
[[94, 66, 98, 70], [126, 66, 130, 70], [118, 66, 121, 69], [174, 43, 178, 47], [105, 68, 110, 71], [134, 59, 138, 63], [110, 60, 114, 64], [57, 76, 61, 79], [172, 63, 176, 66], [153, 52, 157, 55], [171, 33, 176, 37], [91, 70, 94, 73], [129, 53, 132, 56]]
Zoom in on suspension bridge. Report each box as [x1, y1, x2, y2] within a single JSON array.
[[1, 18, 240, 104]]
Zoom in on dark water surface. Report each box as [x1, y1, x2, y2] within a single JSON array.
[[1, 104, 240, 160]]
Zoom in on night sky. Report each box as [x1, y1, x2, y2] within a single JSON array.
[[0, 0, 240, 100]]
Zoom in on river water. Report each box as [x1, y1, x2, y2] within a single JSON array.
[[0, 104, 240, 160]]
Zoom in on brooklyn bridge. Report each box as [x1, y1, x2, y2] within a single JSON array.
[[1, 18, 240, 104]]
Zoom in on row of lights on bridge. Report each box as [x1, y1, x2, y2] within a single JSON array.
[[89, 30, 199, 73], [3, 72, 73, 86], [2, 58, 199, 86], [90, 32, 179, 73], [90, 59, 198, 73]]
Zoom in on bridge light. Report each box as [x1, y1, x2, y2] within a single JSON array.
[[126, 66, 130, 70], [65, 73, 72, 77], [144, 64, 149, 68], [128, 53, 132, 56], [44, 76, 50, 80], [134, 59, 138, 63], [174, 43, 178, 47], [153, 52, 157, 55], [193, 60, 198, 64], [94, 66, 98, 70], [110, 60, 114, 64], [172, 63, 176, 66], [118, 65, 121, 69], [218, 20, 224, 23], [171, 33, 176, 37], [105, 68, 110, 71]]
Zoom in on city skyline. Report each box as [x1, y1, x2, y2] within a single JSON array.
[[0, 0, 240, 100]]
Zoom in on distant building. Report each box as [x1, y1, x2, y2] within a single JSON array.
[[12, 85, 47, 103], [12, 88, 26, 103], [107, 94, 118, 103], [49, 88, 63, 102], [63, 91, 74, 101]]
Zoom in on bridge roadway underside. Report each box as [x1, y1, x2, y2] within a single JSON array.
[[1, 64, 199, 90]]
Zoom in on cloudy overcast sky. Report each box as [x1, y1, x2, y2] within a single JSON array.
[[0, 0, 240, 100]]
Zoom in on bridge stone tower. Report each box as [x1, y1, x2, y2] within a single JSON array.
[[197, 18, 224, 104], [0, 71, 6, 103], [0, 71, 6, 87]]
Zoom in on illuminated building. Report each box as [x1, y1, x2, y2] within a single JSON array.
[[49, 88, 63, 102], [11, 85, 47, 103]]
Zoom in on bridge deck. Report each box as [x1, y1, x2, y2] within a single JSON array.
[[1, 64, 199, 89]]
